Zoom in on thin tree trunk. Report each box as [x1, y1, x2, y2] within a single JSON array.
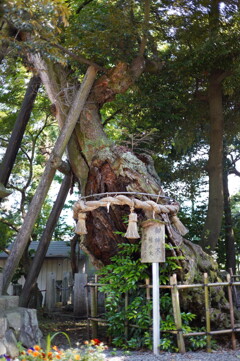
[[0, 76, 41, 189], [2, 66, 97, 294], [223, 153, 236, 273], [201, 74, 224, 251], [70, 234, 80, 275], [19, 172, 72, 307]]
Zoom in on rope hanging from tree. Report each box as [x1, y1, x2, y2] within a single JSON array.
[[73, 193, 188, 238]]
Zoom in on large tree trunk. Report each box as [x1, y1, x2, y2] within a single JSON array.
[[1, 0, 230, 322], [12, 53, 227, 323], [29, 56, 224, 281], [81, 147, 163, 266], [201, 73, 224, 252], [47, 60, 165, 267]]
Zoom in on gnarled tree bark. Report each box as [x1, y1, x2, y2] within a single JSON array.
[[30, 54, 222, 291], [1, 0, 230, 321]]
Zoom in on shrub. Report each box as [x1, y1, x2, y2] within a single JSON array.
[[98, 242, 203, 351]]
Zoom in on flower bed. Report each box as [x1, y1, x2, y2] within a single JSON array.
[[0, 339, 107, 361]]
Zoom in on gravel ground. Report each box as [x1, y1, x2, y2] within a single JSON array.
[[103, 349, 240, 361]]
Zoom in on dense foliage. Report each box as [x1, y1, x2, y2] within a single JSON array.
[[0, 0, 240, 282], [98, 243, 211, 351]]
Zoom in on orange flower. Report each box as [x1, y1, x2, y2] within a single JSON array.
[[27, 349, 33, 354], [84, 341, 89, 345], [52, 346, 59, 351], [56, 355, 61, 359], [33, 351, 40, 357], [34, 345, 41, 351], [47, 352, 53, 357]]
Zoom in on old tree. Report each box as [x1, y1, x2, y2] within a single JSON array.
[[1, 0, 236, 315]]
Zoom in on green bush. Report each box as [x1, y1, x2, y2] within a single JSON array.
[[99, 243, 150, 349], [98, 242, 207, 351]]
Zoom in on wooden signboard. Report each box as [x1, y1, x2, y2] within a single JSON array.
[[141, 219, 165, 263]]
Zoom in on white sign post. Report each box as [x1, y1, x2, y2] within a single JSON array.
[[141, 219, 165, 356], [152, 262, 160, 355]]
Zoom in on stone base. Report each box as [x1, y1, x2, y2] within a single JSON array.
[[0, 296, 43, 358]]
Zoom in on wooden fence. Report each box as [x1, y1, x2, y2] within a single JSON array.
[[45, 272, 88, 317], [86, 272, 240, 353]]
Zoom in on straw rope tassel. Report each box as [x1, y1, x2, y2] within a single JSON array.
[[125, 210, 140, 239], [75, 212, 87, 235], [170, 214, 188, 236]]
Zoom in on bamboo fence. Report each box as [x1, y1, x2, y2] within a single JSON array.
[[86, 272, 240, 353]]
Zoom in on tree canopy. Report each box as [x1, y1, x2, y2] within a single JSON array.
[[0, 0, 240, 293]]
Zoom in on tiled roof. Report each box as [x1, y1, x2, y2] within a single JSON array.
[[0, 241, 71, 258]]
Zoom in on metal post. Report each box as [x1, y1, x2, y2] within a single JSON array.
[[0, 273, 3, 296], [152, 262, 160, 356], [90, 285, 98, 338]]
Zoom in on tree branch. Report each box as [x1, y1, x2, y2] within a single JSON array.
[[8, 183, 24, 194], [229, 167, 240, 177], [0, 219, 19, 233], [144, 58, 165, 73], [211, 70, 232, 84], [41, 37, 106, 71], [0, 136, 9, 143], [102, 109, 122, 126], [139, 0, 151, 56], [76, 0, 94, 14], [57, 160, 71, 175], [22, 116, 51, 197]]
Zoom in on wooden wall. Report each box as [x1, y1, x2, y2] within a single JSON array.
[[0, 257, 72, 301]]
